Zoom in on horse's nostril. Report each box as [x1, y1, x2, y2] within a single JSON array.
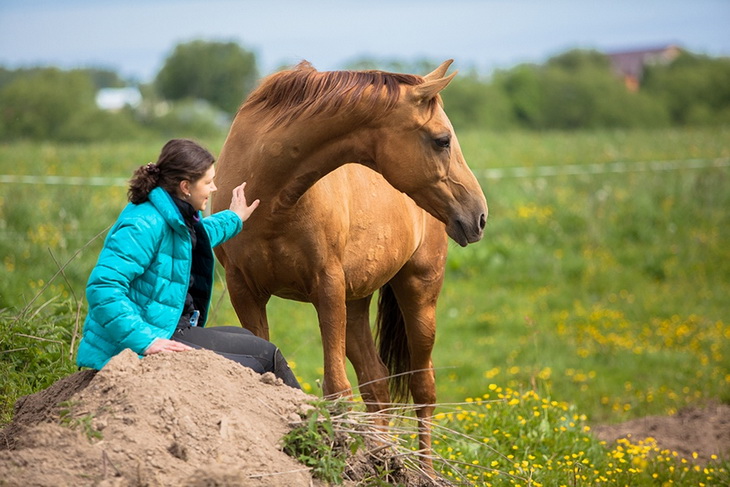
[[479, 214, 486, 230]]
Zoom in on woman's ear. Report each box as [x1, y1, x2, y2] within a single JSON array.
[[178, 180, 191, 198]]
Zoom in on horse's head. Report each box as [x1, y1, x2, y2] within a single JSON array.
[[231, 60, 487, 245], [372, 60, 488, 246]]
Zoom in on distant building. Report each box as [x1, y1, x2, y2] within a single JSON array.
[[96, 87, 142, 111], [606, 44, 681, 91]]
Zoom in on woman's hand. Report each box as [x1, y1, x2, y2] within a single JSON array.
[[230, 182, 260, 223], [144, 338, 193, 355]]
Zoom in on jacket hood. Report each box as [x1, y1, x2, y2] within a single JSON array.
[[149, 187, 195, 238]]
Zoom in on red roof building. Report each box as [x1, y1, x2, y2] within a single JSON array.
[[606, 45, 681, 91]]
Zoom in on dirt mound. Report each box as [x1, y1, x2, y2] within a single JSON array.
[[0, 349, 436, 486], [593, 402, 730, 464], [2, 349, 727, 486], [1, 349, 318, 486]]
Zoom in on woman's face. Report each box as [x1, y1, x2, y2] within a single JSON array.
[[186, 165, 217, 212]]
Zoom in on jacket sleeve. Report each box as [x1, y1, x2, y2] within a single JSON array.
[[85, 215, 162, 354], [201, 209, 243, 247]]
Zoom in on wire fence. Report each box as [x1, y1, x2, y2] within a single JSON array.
[[0, 174, 128, 186], [474, 157, 730, 180], [1, 157, 727, 187], [1, 157, 727, 243]]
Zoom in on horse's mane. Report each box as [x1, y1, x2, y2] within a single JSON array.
[[240, 61, 434, 128]]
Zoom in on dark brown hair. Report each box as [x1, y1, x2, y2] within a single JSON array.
[[128, 139, 215, 204]]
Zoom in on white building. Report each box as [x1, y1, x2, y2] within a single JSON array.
[[95, 87, 142, 111]]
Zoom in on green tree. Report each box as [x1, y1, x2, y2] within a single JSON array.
[[495, 64, 545, 128], [0, 68, 97, 139], [642, 51, 730, 125], [441, 70, 515, 131], [82, 68, 128, 90], [155, 40, 258, 114], [496, 49, 670, 130], [546, 48, 612, 71], [540, 61, 667, 129]]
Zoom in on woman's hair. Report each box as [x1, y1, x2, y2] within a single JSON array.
[[128, 139, 215, 204]]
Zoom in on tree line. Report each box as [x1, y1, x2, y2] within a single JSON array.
[[1, 40, 728, 141]]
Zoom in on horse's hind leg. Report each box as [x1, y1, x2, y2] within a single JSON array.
[[345, 296, 390, 419], [388, 237, 447, 471]]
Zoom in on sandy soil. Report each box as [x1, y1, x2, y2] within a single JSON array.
[[1, 349, 727, 486]]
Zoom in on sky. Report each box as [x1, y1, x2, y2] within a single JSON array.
[[1, 0, 729, 82]]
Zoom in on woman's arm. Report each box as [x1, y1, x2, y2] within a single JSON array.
[[85, 216, 163, 354], [203, 182, 259, 247]]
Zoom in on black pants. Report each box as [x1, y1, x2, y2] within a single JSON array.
[[172, 326, 301, 389]]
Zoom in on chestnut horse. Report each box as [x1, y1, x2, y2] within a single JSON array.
[[212, 60, 487, 464]]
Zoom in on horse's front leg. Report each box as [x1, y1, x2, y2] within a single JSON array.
[[225, 265, 270, 339], [313, 268, 351, 398], [345, 296, 391, 418]]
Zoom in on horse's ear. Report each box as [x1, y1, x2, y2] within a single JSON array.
[[423, 59, 454, 81], [410, 71, 457, 103]]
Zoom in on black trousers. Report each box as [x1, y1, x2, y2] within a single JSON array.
[[172, 325, 301, 389]]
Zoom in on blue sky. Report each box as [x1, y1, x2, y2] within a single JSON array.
[[1, 0, 728, 81]]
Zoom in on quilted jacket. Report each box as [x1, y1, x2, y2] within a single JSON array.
[[76, 186, 242, 369]]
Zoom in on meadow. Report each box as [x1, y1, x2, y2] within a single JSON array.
[[1, 127, 729, 485]]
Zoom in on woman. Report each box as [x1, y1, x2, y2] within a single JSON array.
[[77, 139, 299, 388]]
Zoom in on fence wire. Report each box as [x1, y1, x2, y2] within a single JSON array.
[[1, 157, 727, 186], [475, 157, 730, 180]]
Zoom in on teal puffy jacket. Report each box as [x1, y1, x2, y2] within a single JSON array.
[[77, 187, 242, 369]]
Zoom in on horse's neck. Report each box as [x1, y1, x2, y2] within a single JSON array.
[[247, 118, 372, 213]]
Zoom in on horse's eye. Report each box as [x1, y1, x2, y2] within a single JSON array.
[[434, 136, 451, 149]]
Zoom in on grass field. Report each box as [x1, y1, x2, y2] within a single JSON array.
[[1, 127, 729, 485]]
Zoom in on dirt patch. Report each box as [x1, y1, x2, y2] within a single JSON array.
[[0, 349, 437, 486], [1, 349, 727, 486], [592, 402, 730, 464]]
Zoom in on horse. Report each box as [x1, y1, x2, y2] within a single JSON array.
[[211, 60, 487, 467]]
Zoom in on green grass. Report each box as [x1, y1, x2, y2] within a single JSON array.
[[428, 386, 729, 485], [1, 128, 729, 485], [0, 298, 81, 421], [435, 128, 730, 422]]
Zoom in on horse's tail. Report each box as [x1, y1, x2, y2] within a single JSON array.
[[375, 283, 411, 404]]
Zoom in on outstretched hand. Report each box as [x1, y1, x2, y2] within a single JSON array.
[[230, 182, 260, 223]]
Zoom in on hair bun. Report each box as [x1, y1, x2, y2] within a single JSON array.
[[145, 162, 161, 177]]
